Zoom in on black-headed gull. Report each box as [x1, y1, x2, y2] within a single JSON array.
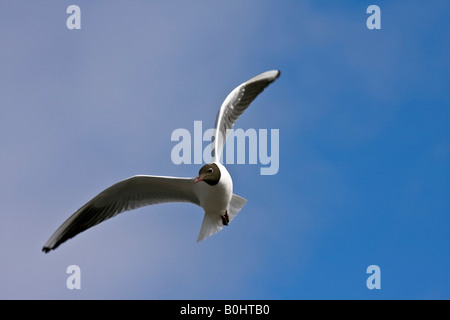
[[42, 70, 281, 253]]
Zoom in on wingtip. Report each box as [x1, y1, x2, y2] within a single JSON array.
[[264, 70, 281, 82], [247, 70, 281, 85], [275, 69, 281, 78], [269, 70, 281, 81], [42, 246, 52, 254]]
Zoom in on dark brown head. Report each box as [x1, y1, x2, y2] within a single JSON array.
[[194, 163, 221, 186]]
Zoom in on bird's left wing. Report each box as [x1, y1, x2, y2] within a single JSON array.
[[212, 70, 281, 161], [42, 175, 199, 253]]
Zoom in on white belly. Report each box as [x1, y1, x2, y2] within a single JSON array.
[[196, 162, 233, 216]]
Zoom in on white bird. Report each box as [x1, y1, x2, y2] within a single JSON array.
[[42, 70, 281, 253]]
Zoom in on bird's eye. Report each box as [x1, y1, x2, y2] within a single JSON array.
[[208, 168, 214, 173]]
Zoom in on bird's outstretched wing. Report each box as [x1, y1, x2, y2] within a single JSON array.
[[212, 70, 281, 161], [42, 175, 199, 253]]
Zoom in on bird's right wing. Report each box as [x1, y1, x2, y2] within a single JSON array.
[[42, 175, 200, 253]]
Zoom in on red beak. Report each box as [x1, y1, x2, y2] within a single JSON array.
[[194, 177, 203, 184]]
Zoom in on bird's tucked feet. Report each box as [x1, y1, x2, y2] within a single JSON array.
[[221, 210, 230, 226]]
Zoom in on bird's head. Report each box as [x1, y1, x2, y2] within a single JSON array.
[[194, 163, 221, 186]]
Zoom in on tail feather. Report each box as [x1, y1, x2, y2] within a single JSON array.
[[196, 194, 247, 242], [227, 194, 247, 223]]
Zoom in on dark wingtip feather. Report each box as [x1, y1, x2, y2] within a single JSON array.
[[275, 70, 281, 78]]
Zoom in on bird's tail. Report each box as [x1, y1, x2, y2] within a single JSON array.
[[196, 194, 247, 242]]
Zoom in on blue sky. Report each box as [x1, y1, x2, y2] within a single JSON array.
[[0, 1, 448, 299]]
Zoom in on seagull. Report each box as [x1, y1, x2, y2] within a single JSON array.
[[42, 70, 281, 253]]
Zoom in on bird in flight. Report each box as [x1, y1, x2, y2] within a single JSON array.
[[42, 70, 281, 253]]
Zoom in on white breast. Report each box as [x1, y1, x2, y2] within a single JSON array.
[[195, 162, 233, 216]]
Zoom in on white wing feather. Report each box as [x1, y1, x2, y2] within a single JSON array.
[[212, 70, 281, 162], [42, 175, 199, 252]]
